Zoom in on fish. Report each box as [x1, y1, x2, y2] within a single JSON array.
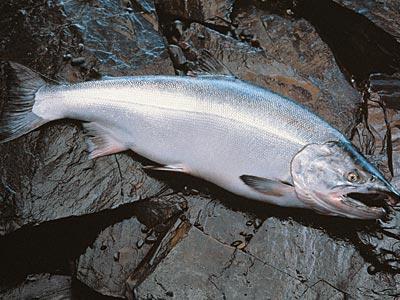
[[1, 61, 399, 219]]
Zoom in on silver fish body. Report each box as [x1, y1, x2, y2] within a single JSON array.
[[2, 62, 399, 219], [34, 76, 343, 207]]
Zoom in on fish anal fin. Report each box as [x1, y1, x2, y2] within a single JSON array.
[[143, 163, 188, 173], [240, 175, 294, 197], [83, 122, 127, 159]]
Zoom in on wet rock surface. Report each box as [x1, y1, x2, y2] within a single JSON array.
[[352, 74, 400, 271], [1, 0, 400, 299], [0, 274, 72, 299], [155, 0, 235, 27], [136, 219, 400, 299], [77, 195, 187, 298], [333, 0, 400, 43], [0, 0, 174, 235], [76, 217, 151, 298], [295, 0, 400, 83]]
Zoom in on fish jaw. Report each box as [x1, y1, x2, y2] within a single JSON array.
[[290, 141, 400, 219], [327, 191, 387, 220], [338, 179, 400, 219], [291, 185, 394, 219], [325, 183, 400, 219]]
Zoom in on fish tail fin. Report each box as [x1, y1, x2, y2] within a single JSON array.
[[0, 62, 47, 143]]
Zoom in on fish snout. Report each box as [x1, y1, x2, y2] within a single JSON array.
[[367, 178, 400, 204], [340, 181, 400, 219], [373, 182, 400, 206]]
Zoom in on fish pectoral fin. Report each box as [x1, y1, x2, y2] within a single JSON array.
[[143, 163, 188, 173], [83, 122, 127, 159], [240, 175, 294, 197]]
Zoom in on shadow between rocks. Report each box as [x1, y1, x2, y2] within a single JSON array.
[[0, 201, 138, 288]]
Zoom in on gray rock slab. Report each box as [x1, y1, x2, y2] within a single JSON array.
[[334, 0, 400, 42], [76, 194, 187, 298], [0, 274, 71, 300], [136, 218, 400, 299], [247, 217, 400, 299], [155, 0, 235, 26], [134, 226, 336, 299], [76, 216, 151, 298]]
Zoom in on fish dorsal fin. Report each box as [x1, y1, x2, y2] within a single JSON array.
[[240, 175, 294, 197], [142, 163, 189, 173], [83, 122, 127, 159], [188, 49, 236, 79]]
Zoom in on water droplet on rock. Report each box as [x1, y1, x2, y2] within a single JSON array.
[[137, 239, 145, 249], [145, 235, 157, 244], [71, 57, 85, 66]]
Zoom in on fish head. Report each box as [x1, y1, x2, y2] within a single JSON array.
[[291, 141, 400, 219]]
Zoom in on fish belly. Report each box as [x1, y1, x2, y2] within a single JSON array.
[[89, 99, 304, 207]]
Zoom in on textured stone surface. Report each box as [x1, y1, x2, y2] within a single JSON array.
[[0, 274, 71, 299], [0, 0, 174, 235], [155, 0, 235, 26], [247, 218, 400, 299], [135, 220, 400, 299], [296, 0, 400, 83], [76, 195, 187, 298], [352, 73, 400, 270], [77, 217, 150, 298], [334, 0, 400, 42]]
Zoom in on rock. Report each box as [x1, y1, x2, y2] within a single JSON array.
[[155, 0, 235, 26], [351, 73, 400, 270], [168, 44, 187, 68], [126, 219, 192, 297], [296, 0, 400, 83], [333, 0, 400, 42], [76, 217, 152, 298], [76, 194, 187, 298], [184, 195, 258, 247], [247, 218, 400, 298], [180, 19, 360, 134], [351, 74, 400, 179], [135, 227, 267, 300], [61, 0, 173, 77], [0, 274, 71, 299], [0, 0, 174, 235], [135, 219, 400, 299]]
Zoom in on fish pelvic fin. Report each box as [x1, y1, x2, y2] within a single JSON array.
[[0, 62, 47, 143], [83, 122, 127, 159], [142, 163, 189, 173], [240, 175, 294, 197]]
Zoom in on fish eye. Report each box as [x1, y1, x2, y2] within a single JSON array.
[[347, 171, 360, 183]]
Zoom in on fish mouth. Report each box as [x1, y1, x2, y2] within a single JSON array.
[[341, 191, 398, 219]]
